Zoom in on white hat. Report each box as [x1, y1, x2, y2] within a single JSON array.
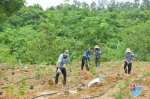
[[126, 48, 131, 52], [95, 45, 100, 48]]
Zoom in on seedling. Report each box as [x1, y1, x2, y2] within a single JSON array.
[[20, 86, 23, 90], [141, 69, 145, 75], [19, 76, 28, 97], [30, 85, 34, 89], [40, 80, 45, 85], [35, 72, 41, 79], [7, 64, 15, 69], [4, 77, 8, 81], [0, 91, 3, 95], [12, 72, 15, 75], [2, 83, 15, 99], [77, 87, 82, 91], [112, 93, 124, 99], [82, 83, 85, 87], [64, 90, 69, 95]]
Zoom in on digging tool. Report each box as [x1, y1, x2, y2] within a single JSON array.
[[124, 59, 129, 73], [85, 59, 90, 71], [48, 67, 64, 85], [124, 55, 133, 73]]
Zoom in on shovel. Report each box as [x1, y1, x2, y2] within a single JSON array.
[[48, 67, 63, 85], [124, 57, 132, 73]]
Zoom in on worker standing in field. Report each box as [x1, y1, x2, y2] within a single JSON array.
[[124, 48, 134, 74], [55, 50, 69, 86], [81, 48, 94, 71], [94, 45, 101, 67]]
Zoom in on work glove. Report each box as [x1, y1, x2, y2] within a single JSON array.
[[57, 69, 61, 73]]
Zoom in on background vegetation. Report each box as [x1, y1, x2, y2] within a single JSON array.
[[0, 0, 150, 65]]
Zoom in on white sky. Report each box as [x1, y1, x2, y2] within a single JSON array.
[[25, 0, 138, 10]]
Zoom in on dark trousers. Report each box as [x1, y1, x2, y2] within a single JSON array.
[[55, 67, 67, 84], [81, 56, 89, 71], [124, 62, 132, 73], [95, 57, 100, 64]]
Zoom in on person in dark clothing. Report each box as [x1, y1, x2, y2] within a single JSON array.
[[124, 48, 134, 74], [94, 45, 101, 67], [81, 48, 94, 71], [55, 50, 69, 86]]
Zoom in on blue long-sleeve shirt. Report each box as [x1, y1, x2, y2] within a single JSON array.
[[83, 49, 90, 59], [124, 52, 134, 63]]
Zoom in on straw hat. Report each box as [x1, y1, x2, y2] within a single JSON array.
[[63, 50, 69, 56], [126, 48, 131, 52], [95, 45, 100, 48]]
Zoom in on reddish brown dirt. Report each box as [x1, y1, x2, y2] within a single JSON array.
[[0, 61, 150, 99]]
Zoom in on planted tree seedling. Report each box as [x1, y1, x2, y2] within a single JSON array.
[[40, 80, 45, 85], [0, 91, 3, 95], [117, 73, 120, 76], [64, 90, 69, 95], [4, 77, 8, 81], [20, 86, 23, 90], [82, 83, 85, 87], [30, 85, 34, 89], [77, 87, 82, 91], [12, 72, 15, 75]]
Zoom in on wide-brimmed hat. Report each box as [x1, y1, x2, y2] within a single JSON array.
[[126, 48, 131, 52], [95, 45, 100, 48], [63, 50, 69, 56]]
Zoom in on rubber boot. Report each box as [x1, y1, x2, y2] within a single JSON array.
[[125, 69, 127, 73], [95, 64, 97, 67], [62, 80, 66, 86], [128, 71, 130, 74]]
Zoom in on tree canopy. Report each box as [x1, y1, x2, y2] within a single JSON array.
[[0, 0, 150, 65]]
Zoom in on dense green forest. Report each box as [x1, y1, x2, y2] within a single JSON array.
[[0, 0, 150, 65]]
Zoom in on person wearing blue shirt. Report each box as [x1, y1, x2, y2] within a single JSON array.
[[124, 48, 134, 74], [81, 48, 94, 71], [55, 50, 69, 86], [94, 45, 101, 67]]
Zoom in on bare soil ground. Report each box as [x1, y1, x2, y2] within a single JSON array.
[[0, 61, 150, 99]]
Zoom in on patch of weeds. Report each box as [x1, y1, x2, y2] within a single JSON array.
[[145, 71, 150, 80], [19, 76, 28, 96], [35, 72, 42, 79], [70, 71, 78, 84], [112, 93, 132, 99], [89, 65, 96, 75], [74, 71, 78, 77], [3, 83, 15, 99], [7, 64, 15, 69], [107, 62, 112, 67], [113, 79, 131, 99], [0, 71, 3, 78], [145, 71, 150, 76], [35, 64, 46, 79], [2, 81, 27, 99]]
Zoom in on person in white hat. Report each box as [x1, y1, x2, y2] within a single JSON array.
[[94, 45, 101, 67], [124, 48, 134, 74], [55, 50, 69, 86]]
